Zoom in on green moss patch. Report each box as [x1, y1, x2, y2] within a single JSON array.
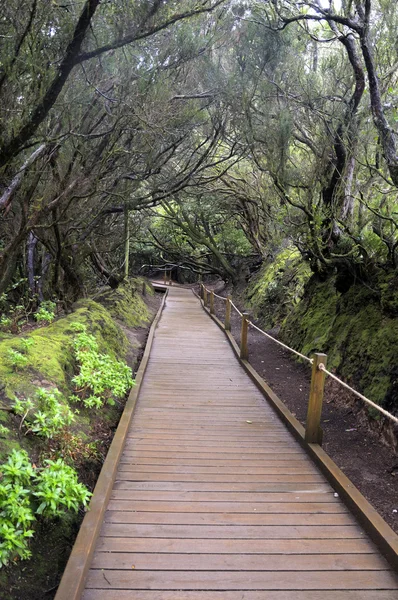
[[93, 279, 152, 328], [280, 273, 398, 413], [246, 246, 311, 328]]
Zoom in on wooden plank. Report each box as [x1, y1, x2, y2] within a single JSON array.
[[106, 500, 347, 513], [100, 523, 364, 539], [115, 473, 328, 483], [83, 591, 398, 600], [117, 460, 319, 470], [91, 552, 387, 571], [113, 481, 330, 492], [122, 445, 302, 453], [110, 490, 337, 503], [95, 537, 378, 554], [103, 511, 356, 526], [85, 569, 398, 590]]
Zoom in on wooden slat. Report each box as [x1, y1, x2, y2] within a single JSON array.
[[100, 523, 364, 539], [113, 481, 330, 491], [110, 490, 337, 503], [95, 537, 378, 554], [106, 500, 347, 513], [92, 552, 387, 571], [83, 592, 398, 600], [103, 510, 355, 526], [85, 569, 398, 590]]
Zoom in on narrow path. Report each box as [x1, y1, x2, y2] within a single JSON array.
[[82, 287, 397, 599]]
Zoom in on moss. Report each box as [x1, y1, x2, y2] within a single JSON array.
[[93, 279, 151, 328], [280, 272, 398, 413], [0, 299, 129, 404], [246, 246, 311, 329]]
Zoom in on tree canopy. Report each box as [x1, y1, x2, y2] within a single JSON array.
[[1, 0, 398, 302]]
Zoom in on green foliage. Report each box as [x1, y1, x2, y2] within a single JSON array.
[[34, 301, 56, 325], [0, 449, 90, 567], [0, 303, 30, 334], [13, 388, 74, 439], [0, 316, 11, 332], [247, 246, 311, 329], [6, 349, 29, 371], [20, 338, 34, 351], [72, 325, 133, 408], [34, 459, 91, 517]]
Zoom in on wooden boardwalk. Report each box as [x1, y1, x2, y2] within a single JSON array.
[[81, 287, 397, 599]]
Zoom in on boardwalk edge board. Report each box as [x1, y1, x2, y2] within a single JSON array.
[[54, 286, 168, 600], [196, 291, 398, 571]]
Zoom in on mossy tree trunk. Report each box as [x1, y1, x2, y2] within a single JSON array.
[[124, 205, 130, 280]]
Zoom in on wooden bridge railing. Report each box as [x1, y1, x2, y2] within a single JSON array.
[[198, 283, 398, 446], [200, 284, 327, 445]]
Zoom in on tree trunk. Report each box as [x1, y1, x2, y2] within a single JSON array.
[[124, 205, 130, 279], [27, 232, 38, 295]]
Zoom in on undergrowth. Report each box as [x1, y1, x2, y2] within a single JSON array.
[[0, 450, 90, 567], [70, 323, 134, 409]]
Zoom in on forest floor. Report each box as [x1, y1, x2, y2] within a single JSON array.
[[199, 286, 398, 534], [1, 291, 162, 600]]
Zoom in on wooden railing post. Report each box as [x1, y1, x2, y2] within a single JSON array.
[[142, 281, 146, 296], [163, 270, 167, 285], [210, 291, 215, 315], [225, 295, 231, 331], [203, 287, 208, 308], [200, 283, 204, 300], [305, 353, 327, 445], [240, 312, 249, 360]]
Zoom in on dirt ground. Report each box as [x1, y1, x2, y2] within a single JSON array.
[[201, 287, 398, 534]]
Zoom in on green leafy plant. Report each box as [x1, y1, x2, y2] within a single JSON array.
[[0, 449, 91, 567], [72, 325, 133, 408], [0, 300, 31, 334], [0, 450, 36, 566], [13, 388, 74, 439], [34, 301, 56, 325], [0, 315, 12, 332], [20, 338, 34, 351], [6, 349, 29, 371], [33, 459, 91, 517], [0, 425, 9, 436]]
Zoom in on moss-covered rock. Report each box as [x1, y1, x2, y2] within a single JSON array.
[[0, 299, 128, 403], [280, 272, 398, 413], [93, 279, 152, 328], [246, 246, 311, 328], [0, 279, 154, 459]]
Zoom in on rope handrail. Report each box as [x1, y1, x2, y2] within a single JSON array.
[[196, 282, 398, 428], [230, 299, 243, 317], [213, 291, 227, 301], [318, 364, 398, 425], [248, 321, 313, 365]]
